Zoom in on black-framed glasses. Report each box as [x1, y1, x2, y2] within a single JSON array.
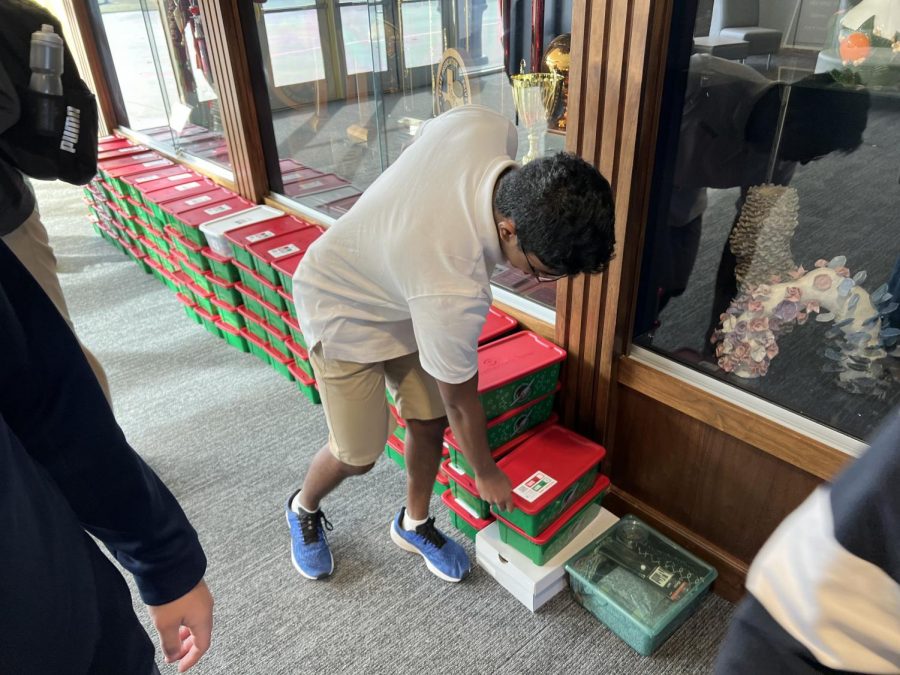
[[522, 246, 566, 283]]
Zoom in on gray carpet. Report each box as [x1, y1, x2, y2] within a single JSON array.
[[34, 178, 734, 674]]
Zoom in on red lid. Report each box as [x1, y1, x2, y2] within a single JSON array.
[[288, 361, 316, 387], [261, 314, 288, 342], [248, 228, 321, 268], [180, 256, 204, 276], [283, 308, 301, 331], [98, 144, 148, 161], [175, 292, 195, 308], [241, 327, 266, 350], [436, 467, 450, 485], [479, 307, 518, 345], [216, 318, 241, 337], [144, 178, 216, 205], [159, 188, 236, 218], [263, 340, 292, 365], [236, 303, 265, 326], [285, 338, 308, 361], [386, 434, 404, 455], [253, 269, 281, 295], [234, 279, 264, 303], [442, 459, 481, 498], [105, 157, 175, 180], [441, 490, 492, 530], [210, 295, 239, 314], [98, 151, 161, 171], [173, 271, 191, 288], [135, 170, 201, 195], [185, 279, 213, 300], [271, 251, 306, 279], [279, 158, 306, 172], [477, 331, 566, 394], [204, 270, 235, 291], [194, 304, 216, 323], [170, 230, 201, 254], [445, 415, 559, 471], [198, 248, 227, 266], [224, 215, 307, 250], [177, 196, 254, 229], [125, 165, 192, 190], [97, 137, 133, 152], [493, 474, 611, 545], [389, 405, 405, 428], [495, 425, 606, 516]]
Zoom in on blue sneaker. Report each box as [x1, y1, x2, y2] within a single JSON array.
[[285, 490, 334, 579], [390, 508, 471, 582]]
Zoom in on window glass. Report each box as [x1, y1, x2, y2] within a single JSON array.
[[633, 0, 900, 439], [94, 0, 232, 172], [250, 0, 574, 309]]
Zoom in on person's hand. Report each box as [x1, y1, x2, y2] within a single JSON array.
[[476, 465, 514, 512], [147, 580, 213, 673]]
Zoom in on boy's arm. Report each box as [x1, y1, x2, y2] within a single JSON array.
[[436, 376, 513, 511]]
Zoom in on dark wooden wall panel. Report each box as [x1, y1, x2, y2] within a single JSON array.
[[613, 386, 822, 563]]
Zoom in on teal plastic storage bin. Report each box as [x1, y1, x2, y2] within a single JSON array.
[[565, 515, 717, 656]]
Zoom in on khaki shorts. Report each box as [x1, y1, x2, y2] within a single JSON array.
[[309, 345, 446, 466]]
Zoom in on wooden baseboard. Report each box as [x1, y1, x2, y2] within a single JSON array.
[[604, 487, 747, 602]]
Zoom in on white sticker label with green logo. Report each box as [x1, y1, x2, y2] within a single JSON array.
[[246, 231, 274, 243], [513, 471, 557, 503], [268, 244, 300, 259], [174, 181, 202, 192], [203, 203, 232, 215], [185, 195, 213, 207]]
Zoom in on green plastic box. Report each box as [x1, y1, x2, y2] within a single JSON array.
[[243, 329, 272, 366], [442, 490, 493, 541], [284, 312, 307, 348], [175, 293, 202, 325], [169, 229, 209, 270], [492, 425, 606, 537], [206, 271, 242, 306], [566, 515, 717, 656], [497, 474, 610, 565], [444, 460, 491, 519], [238, 306, 269, 344], [288, 362, 321, 405], [272, 253, 305, 296], [179, 257, 213, 293], [260, 296, 288, 333], [210, 296, 243, 330], [477, 332, 566, 419], [286, 339, 314, 378], [384, 440, 406, 470], [236, 282, 267, 318], [256, 273, 287, 312], [262, 319, 291, 358], [186, 281, 218, 317], [280, 287, 298, 321], [217, 319, 249, 353], [444, 394, 559, 478], [202, 247, 240, 283], [194, 305, 223, 339], [234, 259, 264, 297]]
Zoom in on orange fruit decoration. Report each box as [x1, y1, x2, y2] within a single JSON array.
[[839, 31, 871, 64]]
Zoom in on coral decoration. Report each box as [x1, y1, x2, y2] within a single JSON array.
[[840, 31, 872, 65], [713, 257, 899, 397], [729, 185, 800, 290]]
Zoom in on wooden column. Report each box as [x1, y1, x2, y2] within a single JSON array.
[[557, 0, 673, 453], [197, 0, 270, 202]]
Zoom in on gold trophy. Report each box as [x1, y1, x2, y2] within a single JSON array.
[[511, 64, 562, 164]]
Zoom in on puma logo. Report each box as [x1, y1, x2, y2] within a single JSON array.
[[60, 105, 80, 153]]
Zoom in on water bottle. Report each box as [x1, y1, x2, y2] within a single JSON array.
[[29, 24, 64, 96], [29, 24, 65, 136]]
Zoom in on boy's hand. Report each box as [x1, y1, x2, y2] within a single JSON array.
[[476, 466, 514, 512], [148, 580, 214, 673]]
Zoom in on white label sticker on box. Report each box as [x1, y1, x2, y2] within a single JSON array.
[[246, 231, 274, 243], [513, 471, 557, 503], [267, 244, 300, 259], [648, 566, 674, 588], [143, 159, 170, 168], [134, 174, 161, 184], [203, 203, 232, 215], [168, 172, 194, 181], [174, 181, 202, 192], [185, 195, 213, 207]]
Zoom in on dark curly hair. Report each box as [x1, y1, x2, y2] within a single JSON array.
[[494, 152, 615, 275]]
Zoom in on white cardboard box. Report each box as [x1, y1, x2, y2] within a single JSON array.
[[476, 505, 618, 612]]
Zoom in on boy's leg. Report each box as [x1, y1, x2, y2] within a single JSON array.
[[386, 353, 470, 582], [298, 443, 375, 512]]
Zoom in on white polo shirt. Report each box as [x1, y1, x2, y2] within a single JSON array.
[[293, 105, 517, 384]]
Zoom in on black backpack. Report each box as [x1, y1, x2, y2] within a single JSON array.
[[0, 0, 98, 186]]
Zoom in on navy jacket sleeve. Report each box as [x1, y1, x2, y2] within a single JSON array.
[[0, 240, 206, 605]]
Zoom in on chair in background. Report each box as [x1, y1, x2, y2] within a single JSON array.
[[709, 0, 783, 68]]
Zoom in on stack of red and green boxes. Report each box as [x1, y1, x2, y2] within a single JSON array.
[[437, 330, 570, 541], [221, 212, 325, 403], [82, 135, 325, 407]]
